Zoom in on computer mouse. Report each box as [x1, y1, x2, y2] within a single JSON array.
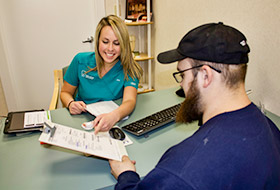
[[175, 88, 185, 97], [81, 121, 93, 130], [109, 127, 125, 140]]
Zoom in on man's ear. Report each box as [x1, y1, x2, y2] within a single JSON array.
[[200, 65, 213, 88]]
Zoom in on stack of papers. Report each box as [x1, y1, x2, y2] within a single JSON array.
[[86, 101, 129, 120]]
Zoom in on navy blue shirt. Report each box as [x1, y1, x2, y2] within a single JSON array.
[[116, 103, 280, 190]]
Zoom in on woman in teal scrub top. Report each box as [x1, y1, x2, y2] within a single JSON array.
[[60, 15, 143, 134]]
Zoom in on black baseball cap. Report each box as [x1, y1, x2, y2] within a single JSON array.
[[157, 22, 250, 64]]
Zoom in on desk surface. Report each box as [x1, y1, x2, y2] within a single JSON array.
[[1, 88, 280, 190]]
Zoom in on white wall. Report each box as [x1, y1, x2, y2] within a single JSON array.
[[0, 0, 105, 112], [152, 0, 280, 116], [0, 10, 17, 112], [0, 78, 8, 116]]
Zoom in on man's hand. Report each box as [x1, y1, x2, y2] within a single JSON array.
[[109, 155, 136, 179]]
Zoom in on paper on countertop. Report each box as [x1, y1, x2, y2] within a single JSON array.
[[24, 111, 51, 128], [86, 101, 129, 120], [122, 134, 133, 146]]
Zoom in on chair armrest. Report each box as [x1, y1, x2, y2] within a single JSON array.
[[49, 70, 63, 110]]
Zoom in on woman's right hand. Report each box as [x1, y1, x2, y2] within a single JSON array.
[[68, 101, 87, 115]]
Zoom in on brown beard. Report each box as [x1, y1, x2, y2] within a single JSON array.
[[176, 78, 203, 124]]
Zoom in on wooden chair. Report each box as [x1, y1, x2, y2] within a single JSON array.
[[49, 66, 71, 110], [49, 69, 64, 110]]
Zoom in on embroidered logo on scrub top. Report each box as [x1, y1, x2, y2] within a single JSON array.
[[130, 82, 136, 86], [81, 70, 94, 80], [116, 79, 121, 82]]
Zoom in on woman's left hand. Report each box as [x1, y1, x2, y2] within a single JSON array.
[[92, 112, 119, 134]]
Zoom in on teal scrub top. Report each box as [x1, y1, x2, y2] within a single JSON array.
[[64, 52, 139, 104]]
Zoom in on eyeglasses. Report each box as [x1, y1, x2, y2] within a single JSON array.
[[172, 65, 222, 83]]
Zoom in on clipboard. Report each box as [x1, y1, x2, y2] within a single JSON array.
[[4, 109, 45, 134], [39, 120, 128, 161]]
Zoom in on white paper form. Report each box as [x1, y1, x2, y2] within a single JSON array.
[[86, 101, 129, 120], [24, 111, 51, 128], [38, 123, 127, 161]]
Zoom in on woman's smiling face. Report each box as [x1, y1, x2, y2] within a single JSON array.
[[98, 26, 121, 64]]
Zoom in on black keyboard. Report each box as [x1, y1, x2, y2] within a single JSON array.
[[122, 103, 181, 136]]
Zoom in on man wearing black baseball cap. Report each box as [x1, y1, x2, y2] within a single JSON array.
[[109, 22, 280, 189]]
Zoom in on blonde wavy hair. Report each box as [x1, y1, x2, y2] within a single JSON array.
[[88, 15, 143, 80]]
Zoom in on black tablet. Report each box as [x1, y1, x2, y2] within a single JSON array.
[[4, 110, 45, 134]]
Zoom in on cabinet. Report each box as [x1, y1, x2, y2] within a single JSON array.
[[116, 0, 154, 93]]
